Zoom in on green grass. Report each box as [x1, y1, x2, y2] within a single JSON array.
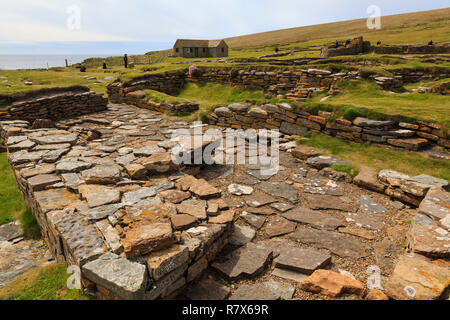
[[0, 153, 27, 225], [0, 264, 89, 300], [145, 82, 275, 121], [298, 133, 450, 180], [330, 164, 360, 178], [308, 79, 450, 127]]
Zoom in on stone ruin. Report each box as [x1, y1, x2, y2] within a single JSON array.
[[320, 37, 372, 58], [0, 86, 107, 123], [1, 70, 449, 300], [374, 42, 450, 55]]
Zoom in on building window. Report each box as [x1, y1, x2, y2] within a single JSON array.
[[222, 48, 225, 53], [176, 48, 179, 53], [203, 48, 206, 53]]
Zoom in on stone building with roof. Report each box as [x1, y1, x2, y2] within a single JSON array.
[[172, 39, 229, 58]]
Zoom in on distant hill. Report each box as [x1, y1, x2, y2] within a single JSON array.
[[224, 7, 450, 48]]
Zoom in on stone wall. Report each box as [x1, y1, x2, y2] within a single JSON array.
[[108, 72, 187, 104], [108, 68, 357, 105], [372, 68, 450, 91], [321, 37, 372, 58], [106, 68, 449, 151], [0, 86, 108, 123], [0, 106, 235, 300], [374, 43, 450, 55], [206, 103, 449, 151]]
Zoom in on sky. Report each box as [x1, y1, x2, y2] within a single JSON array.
[[0, 0, 448, 55]]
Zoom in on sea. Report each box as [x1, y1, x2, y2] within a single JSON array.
[[0, 54, 111, 70]]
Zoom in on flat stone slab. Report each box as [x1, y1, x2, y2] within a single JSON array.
[[419, 188, 450, 220], [85, 203, 123, 221], [34, 188, 81, 213], [241, 212, 266, 230], [170, 214, 198, 231], [177, 199, 207, 220], [385, 254, 450, 300], [359, 195, 387, 214], [282, 208, 344, 230], [306, 156, 351, 169], [82, 253, 147, 300], [302, 269, 364, 298], [20, 163, 56, 178], [27, 174, 61, 191], [230, 225, 256, 246], [306, 194, 353, 211], [55, 211, 106, 266], [408, 225, 449, 258], [95, 219, 123, 254], [275, 247, 331, 275], [259, 182, 299, 203], [229, 283, 281, 300], [228, 184, 254, 196], [290, 227, 370, 258], [244, 193, 278, 207], [378, 169, 411, 187], [342, 212, 385, 231], [56, 159, 92, 173], [0, 222, 23, 241], [82, 165, 122, 184], [264, 281, 296, 300], [272, 268, 309, 284], [79, 185, 121, 208], [211, 243, 273, 281], [189, 179, 221, 199], [185, 279, 231, 300], [270, 202, 295, 213], [354, 166, 386, 193], [146, 244, 189, 281], [31, 133, 78, 145], [122, 221, 174, 258], [265, 216, 297, 238], [121, 187, 157, 206], [159, 190, 191, 204]]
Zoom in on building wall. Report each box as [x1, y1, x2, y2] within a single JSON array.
[[172, 44, 229, 58]]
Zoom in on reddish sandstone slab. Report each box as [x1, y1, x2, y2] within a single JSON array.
[[302, 270, 365, 297], [123, 222, 174, 258]]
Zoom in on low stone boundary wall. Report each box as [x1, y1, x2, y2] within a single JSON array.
[[0, 86, 108, 123], [205, 103, 449, 151], [107, 68, 358, 106], [374, 43, 450, 55]]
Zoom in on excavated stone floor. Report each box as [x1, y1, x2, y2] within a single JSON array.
[[0, 103, 448, 300]]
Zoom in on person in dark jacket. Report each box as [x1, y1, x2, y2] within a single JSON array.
[[124, 54, 128, 68], [102, 61, 107, 69], [345, 39, 351, 47], [428, 40, 433, 45], [334, 40, 339, 48]]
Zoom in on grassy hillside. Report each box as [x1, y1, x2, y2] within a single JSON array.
[[225, 7, 450, 48]]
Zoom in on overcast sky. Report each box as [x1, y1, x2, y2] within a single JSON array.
[[0, 0, 448, 54]]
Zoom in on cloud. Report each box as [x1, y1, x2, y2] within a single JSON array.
[[0, 0, 447, 53]]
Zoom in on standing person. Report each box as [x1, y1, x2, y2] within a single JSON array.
[[275, 47, 279, 54], [428, 40, 433, 45], [334, 40, 339, 48], [102, 60, 107, 69], [124, 54, 128, 68]]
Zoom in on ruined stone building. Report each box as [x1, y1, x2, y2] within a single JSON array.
[[172, 39, 229, 58]]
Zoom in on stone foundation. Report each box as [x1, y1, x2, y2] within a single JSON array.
[[321, 37, 372, 58], [374, 43, 450, 55], [0, 105, 235, 300], [0, 86, 108, 123]]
